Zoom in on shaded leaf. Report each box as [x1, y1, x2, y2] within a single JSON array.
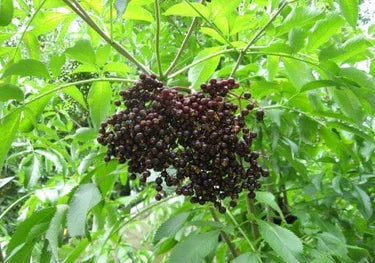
[[289, 28, 305, 53], [154, 212, 190, 244], [170, 230, 219, 263], [232, 252, 262, 263], [67, 183, 102, 236], [301, 80, 338, 92], [283, 57, 314, 89], [0, 110, 21, 172], [46, 204, 69, 260], [63, 85, 87, 109]]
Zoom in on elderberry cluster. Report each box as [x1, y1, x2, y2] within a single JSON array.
[[97, 74, 268, 213]]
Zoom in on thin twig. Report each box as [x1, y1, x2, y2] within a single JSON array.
[[230, 1, 289, 76], [184, 0, 237, 50], [164, 0, 205, 76], [154, 0, 163, 77], [63, 0, 153, 75], [110, 0, 113, 42], [209, 207, 239, 258]]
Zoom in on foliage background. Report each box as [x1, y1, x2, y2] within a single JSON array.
[[0, 0, 374, 262]]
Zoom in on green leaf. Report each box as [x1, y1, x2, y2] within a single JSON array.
[[301, 80, 338, 92], [257, 220, 303, 263], [0, 0, 13, 26], [63, 238, 90, 263], [26, 155, 40, 187], [35, 149, 64, 174], [65, 40, 96, 65], [164, 2, 209, 17], [7, 207, 56, 254], [72, 64, 99, 74], [153, 212, 190, 244], [87, 81, 112, 129], [74, 127, 97, 141], [0, 109, 21, 172], [0, 84, 24, 101], [23, 31, 41, 60], [188, 46, 223, 89], [232, 252, 262, 263], [2, 59, 50, 78], [103, 62, 130, 75], [278, 7, 323, 35], [255, 192, 285, 222], [49, 54, 66, 77], [266, 56, 279, 82], [78, 152, 96, 176], [307, 14, 345, 51], [289, 28, 305, 53], [32, 12, 72, 35], [95, 45, 111, 66], [63, 85, 87, 109], [283, 57, 314, 89], [124, 5, 154, 22], [317, 232, 349, 259], [352, 186, 373, 220], [67, 183, 102, 236], [46, 204, 68, 261], [114, 0, 129, 19], [170, 230, 219, 263], [20, 87, 56, 133], [5, 241, 34, 263], [331, 87, 364, 123], [336, 0, 358, 27]]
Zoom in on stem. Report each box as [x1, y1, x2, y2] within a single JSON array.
[[168, 49, 322, 79], [12, 0, 47, 60], [226, 210, 262, 262], [230, 1, 289, 77], [110, 0, 113, 42], [246, 197, 260, 241], [154, 0, 163, 77], [0, 78, 136, 122], [164, 0, 205, 76], [209, 207, 238, 258], [63, 0, 153, 75]]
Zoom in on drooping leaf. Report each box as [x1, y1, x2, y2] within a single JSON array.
[[0, 83, 24, 101], [257, 220, 303, 263], [352, 185, 373, 220], [74, 127, 97, 141], [26, 155, 41, 187], [2, 59, 50, 78], [188, 46, 223, 89], [87, 81, 112, 129], [307, 13, 345, 51], [336, 0, 359, 27], [67, 183, 102, 236], [46, 204, 69, 261], [169, 230, 219, 263], [0, 176, 14, 189], [278, 7, 323, 35], [301, 80, 338, 92], [266, 56, 279, 82], [153, 212, 190, 244], [65, 39, 96, 65], [0, 0, 13, 26], [0, 109, 21, 172], [331, 87, 364, 123], [63, 85, 87, 109], [7, 207, 56, 253]]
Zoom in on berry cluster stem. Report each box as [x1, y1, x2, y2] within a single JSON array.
[[154, 0, 163, 78], [209, 207, 239, 258], [247, 197, 260, 240]]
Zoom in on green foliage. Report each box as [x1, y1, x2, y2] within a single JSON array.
[[0, 0, 374, 262]]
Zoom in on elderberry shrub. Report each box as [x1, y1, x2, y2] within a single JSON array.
[[97, 74, 268, 213]]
